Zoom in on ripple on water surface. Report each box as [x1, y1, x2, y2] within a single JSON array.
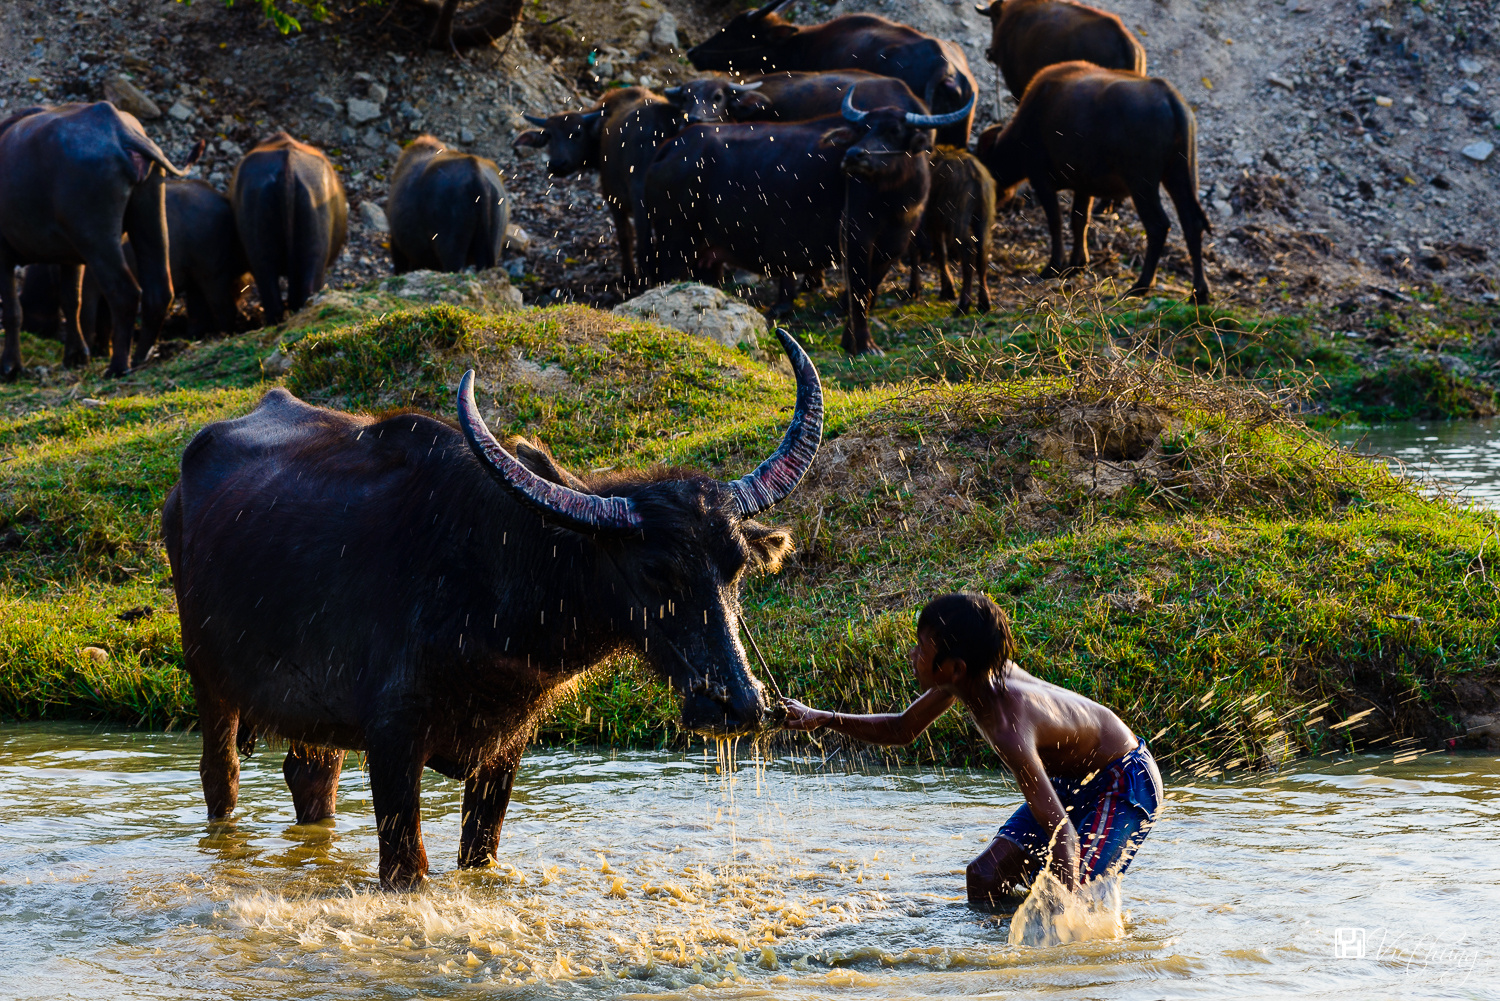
[[0, 723, 1497, 999], [1335, 418, 1500, 509]]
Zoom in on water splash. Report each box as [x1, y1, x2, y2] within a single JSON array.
[[1008, 871, 1124, 948]]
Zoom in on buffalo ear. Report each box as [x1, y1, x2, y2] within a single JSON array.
[[507, 436, 591, 492], [729, 92, 773, 118], [907, 130, 934, 153], [513, 129, 548, 149], [743, 522, 794, 573], [818, 126, 860, 149]]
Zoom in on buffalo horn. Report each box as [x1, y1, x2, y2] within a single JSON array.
[[523, 113, 548, 126], [904, 94, 976, 129], [725, 328, 823, 517], [456, 371, 644, 533], [840, 89, 870, 123], [664, 85, 684, 97], [726, 81, 764, 93]]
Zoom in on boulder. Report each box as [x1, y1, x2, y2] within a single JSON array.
[[651, 11, 679, 49], [612, 282, 766, 351], [358, 200, 389, 232], [347, 97, 382, 125], [103, 76, 161, 120]]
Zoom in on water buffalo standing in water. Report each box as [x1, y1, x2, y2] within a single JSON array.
[[646, 94, 973, 354], [907, 145, 996, 315], [0, 102, 199, 378], [688, 0, 978, 145], [387, 136, 510, 274], [977, 0, 1146, 99], [975, 62, 1210, 304], [515, 88, 693, 287], [231, 132, 347, 325], [667, 70, 926, 124], [164, 329, 823, 888]]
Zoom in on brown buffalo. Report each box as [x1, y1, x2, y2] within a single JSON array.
[[977, 0, 1146, 99], [907, 146, 996, 315], [975, 62, 1210, 304]]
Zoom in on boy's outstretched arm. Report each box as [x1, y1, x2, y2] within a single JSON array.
[[780, 689, 956, 746]]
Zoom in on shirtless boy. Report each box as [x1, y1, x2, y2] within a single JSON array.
[[781, 592, 1163, 908]]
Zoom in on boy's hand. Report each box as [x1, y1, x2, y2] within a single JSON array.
[[779, 698, 830, 731]]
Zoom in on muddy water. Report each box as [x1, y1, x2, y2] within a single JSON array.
[[1, 724, 1497, 1000], [1334, 418, 1500, 509]]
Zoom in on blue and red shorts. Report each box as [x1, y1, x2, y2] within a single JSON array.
[[997, 740, 1164, 882]]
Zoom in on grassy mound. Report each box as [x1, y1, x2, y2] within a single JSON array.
[[2, 298, 1497, 771]]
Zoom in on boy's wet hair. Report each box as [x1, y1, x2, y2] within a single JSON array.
[[917, 592, 1016, 683]]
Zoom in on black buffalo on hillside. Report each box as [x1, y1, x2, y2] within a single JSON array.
[[515, 88, 695, 286], [388, 136, 510, 274], [907, 145, 996, 315], [645, 94, 972, 354], [163, 329, 823, 888], [0, 102, 199, 378], [688, 0, 978, 145], [978, 0, 1146, 98], [975, 62, 1210, 304], [231, 132, 347, 325]]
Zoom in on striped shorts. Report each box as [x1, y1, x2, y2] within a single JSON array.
[[996, 741, 1164, 883]]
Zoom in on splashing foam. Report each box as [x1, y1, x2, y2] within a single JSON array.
[[1008, 872, 1124, 948]]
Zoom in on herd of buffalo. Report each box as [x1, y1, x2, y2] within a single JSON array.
[[0, 0, 1212, 377]]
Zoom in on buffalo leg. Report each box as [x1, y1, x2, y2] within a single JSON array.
[[55, 264, 88, 368], [88, 249, 142, 379], [1067, 194, 1094, 273], [125, 174, 171, 369], [283, 742, 346, 823], [956, 243, 975, 316], [934, 235, 957, 302], [198, 697, 241, 818], [1164, 173, 1211, 306], [458, 759, 519, 869], [905, 243, 922, 300], [608, 204, 637, 288], [391, 242, 411, 276], [367, 737, 429, 889], [1125, 184, 1172, 300], [1032, 180, 1066, 279], [842, 238, 888, 357], [975, 222, 992, 314], [1, 246, 23, 380]]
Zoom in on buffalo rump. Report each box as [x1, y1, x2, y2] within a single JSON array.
[[978, 0, 1146, 98], [975, 62, 1210, 304], [164, 329, 823, 888], [388, 135, 510, 274], [231, 132, 347, 325]]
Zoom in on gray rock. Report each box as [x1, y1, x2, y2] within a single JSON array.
[[651, 11, 679, 49], [459, 126, 476, 143], [347, 97, 382, 125], [358, 200, 389, 232], [103, 76, 161, 119], [361, 128, 384, 150], [1460, 140, 1494, 162], [368, 81, 389, 105], [262, 349, 293, 376], [311, 92, 340, 116], [504, 258, 526, 281], [503, 223, 531, 253], [1213, 198, 1234, 218], [167, 101, 194, 122], [218, 138, 243, 158], [1267, 74, 1295, 92], [384, 141, 404, 157], [1458, 58, 1484, 76], [613, 283, 767, 352]]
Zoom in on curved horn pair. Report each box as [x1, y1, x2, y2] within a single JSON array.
[[457, 329, 822, 532]]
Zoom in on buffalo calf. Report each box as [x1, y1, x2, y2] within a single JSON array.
[[976, 62, 1210, 305], [907, 146, 996, 314], [388, 136, 509, 274], [231, 132, 347, 325], [166, 179, 251, 337], [978, 0, 1146, 98]]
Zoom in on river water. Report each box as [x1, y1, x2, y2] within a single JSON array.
[[1, 724, 1496, 1000], [1333, 418, 1500, 509]]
